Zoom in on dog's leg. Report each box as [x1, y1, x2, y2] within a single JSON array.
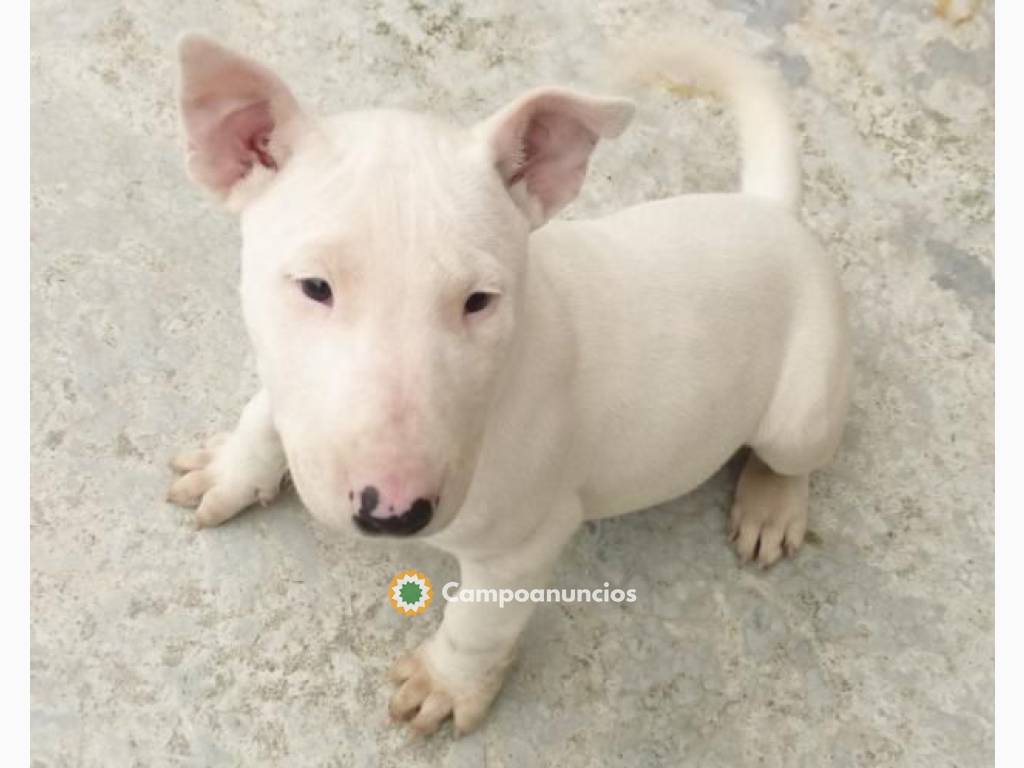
[[389, 499, 582, 736], [731, 314, 850, 566], [729, 451, 809, 567], [167, 389, 288, 528]]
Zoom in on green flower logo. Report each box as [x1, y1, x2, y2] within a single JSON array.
[[389, 570, 432, 616]]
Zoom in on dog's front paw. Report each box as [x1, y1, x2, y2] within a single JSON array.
[[388, 642, 508, 737], [167, 432, 285, 528]]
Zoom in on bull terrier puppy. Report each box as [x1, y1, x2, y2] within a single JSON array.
[[168, 32, 850, 735]]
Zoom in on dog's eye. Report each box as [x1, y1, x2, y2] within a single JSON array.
[[464, 292, 495, 315], [300, 278, 332, 305]]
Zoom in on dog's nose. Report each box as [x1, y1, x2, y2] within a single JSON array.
[[350, 484, 436, 536]]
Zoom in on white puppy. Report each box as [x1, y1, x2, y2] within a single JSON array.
[[168, 32, 849, 736]]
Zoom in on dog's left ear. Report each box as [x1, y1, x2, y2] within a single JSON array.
[[475, 87, 634, 228]]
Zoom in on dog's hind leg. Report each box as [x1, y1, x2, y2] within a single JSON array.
[[729, 318, 850, 566]]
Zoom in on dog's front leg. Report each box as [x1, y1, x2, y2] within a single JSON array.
[[167, 389, 288, 528], [389, 500, 582, 736]]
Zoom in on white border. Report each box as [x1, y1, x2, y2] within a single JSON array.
[[3, 0, 29, 764]]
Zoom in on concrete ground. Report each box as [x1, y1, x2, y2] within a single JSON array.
[[30, 1, 993, 766]]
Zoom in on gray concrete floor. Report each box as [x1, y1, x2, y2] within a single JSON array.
[[30, 1, 993, 766]]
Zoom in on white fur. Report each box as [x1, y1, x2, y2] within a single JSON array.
[[169, 32, 850, 736]]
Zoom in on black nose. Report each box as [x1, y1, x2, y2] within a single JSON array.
[[357, 486, 379, 517], [353, 494, 434, 536]]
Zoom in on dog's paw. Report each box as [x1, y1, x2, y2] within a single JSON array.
[[387, 645, 505, 737], [167, 432, 285, 528], [729, 456, 809, 567]]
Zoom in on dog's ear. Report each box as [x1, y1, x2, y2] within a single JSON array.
[[176, 33, 307, 205], [475, 87, 634, 227]]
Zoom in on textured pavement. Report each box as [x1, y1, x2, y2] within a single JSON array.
[[31, 1, 993, 765]]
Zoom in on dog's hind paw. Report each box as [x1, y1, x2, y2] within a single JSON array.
[[729, 452, 809, 567]]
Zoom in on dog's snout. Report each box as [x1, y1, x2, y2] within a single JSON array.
[[351, 483, 436, 536]]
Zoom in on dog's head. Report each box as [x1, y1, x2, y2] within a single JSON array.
[[176, 34, 633, 537]]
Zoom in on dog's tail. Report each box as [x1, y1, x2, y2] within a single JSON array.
[[611, 32, 801, 211]]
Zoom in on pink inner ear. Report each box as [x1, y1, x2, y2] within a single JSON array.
[[509, 111, 597, 215], [188, 99, 277, 193]]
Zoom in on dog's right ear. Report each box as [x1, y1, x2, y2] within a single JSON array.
[[176, 33, 307, 206]]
